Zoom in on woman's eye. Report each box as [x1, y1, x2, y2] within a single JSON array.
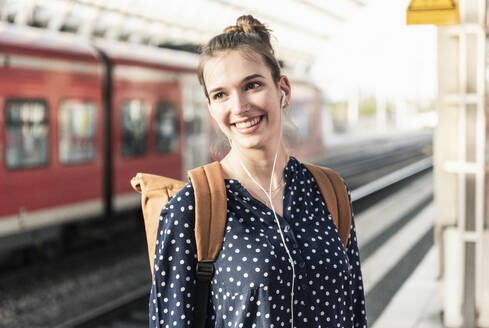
[[213, 92, 225, 100], [245, 82, 261, 90]]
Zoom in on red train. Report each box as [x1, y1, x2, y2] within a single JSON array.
[[0, 24, 325, 250]]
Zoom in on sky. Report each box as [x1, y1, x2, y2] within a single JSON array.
[[312, 0, 438, 102]]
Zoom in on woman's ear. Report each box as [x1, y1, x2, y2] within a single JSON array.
[[279, 75, 291, 106]]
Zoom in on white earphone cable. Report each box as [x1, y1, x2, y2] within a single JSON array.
[[238, 151, 295, 328], [235, 92, 295, 327]]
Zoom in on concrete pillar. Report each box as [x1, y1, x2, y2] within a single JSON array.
[[435, 0, 489, 327]]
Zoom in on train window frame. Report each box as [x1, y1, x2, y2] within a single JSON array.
[[154, 101, 180, 155], [120, 99, 150, 158], [58, 98, 97, 166], [4, 98, 50, 170]]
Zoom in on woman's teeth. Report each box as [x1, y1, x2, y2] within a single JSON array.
[[235, 116, 261, 129]]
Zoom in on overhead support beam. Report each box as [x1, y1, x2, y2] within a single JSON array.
[[14, 0, 35, 26], [146, 22, 169, 47], [47, 1, 72, 32], [71, 0, 325, 67], [104, 12, 125, 41], [128, 17, 148, 44], [0, 0, 8, 20], [77, 6, 101, 39], [73, 0, 214, 41], [0, 0, 355, 77], [348, 0, 366, 7], [207, 0, 331, 42], [293, 0, 347, 22]]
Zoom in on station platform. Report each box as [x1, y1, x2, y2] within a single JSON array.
[[373, 246, 443, 328], [354, 168, 443, 327]]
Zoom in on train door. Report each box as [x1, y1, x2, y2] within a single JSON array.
[[0, 46, 104, 241], [111, 63, 183, 212]]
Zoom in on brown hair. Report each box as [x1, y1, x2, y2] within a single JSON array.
[[198, 15, 281, 99]]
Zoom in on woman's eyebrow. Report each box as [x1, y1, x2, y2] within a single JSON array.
[[208, 86, 223, 94], [242, 73, 265, 82], [208, 74, 265, 94]]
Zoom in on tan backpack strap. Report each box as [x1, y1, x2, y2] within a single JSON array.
[[304, 163, 352, 248], [130, 173, 186, 275], [188, 162, 227, 263]]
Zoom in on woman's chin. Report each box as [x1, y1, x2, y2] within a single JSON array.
[[232, 136, 266, 151]]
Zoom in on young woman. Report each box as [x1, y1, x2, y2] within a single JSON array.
[[149, 15, 367, 328]]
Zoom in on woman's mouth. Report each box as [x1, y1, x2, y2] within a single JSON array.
[[232, 115, 263, 134]]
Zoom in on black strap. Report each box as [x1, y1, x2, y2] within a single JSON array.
[[193, 262, 214, 327]]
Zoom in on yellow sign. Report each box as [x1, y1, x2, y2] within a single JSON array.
[[407, 0, 460, 26]]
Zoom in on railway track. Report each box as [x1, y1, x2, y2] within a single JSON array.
[[321, 131, 431, 189], [57, 287, 149, 328]]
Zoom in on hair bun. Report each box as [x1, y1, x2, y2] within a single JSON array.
[[224, 15, 272, 47], [198, 14, 281, 99]]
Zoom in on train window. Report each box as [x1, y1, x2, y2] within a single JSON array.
[[121, 100, 149, 157], [5, 99, 49, 169], [58, 100, 96, 164], [154, 102, 179, 154]]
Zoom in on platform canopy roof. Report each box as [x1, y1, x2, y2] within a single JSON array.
[[0, 0, 366, 74]]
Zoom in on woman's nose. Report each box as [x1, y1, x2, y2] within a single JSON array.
[[230, 92, 249, 115]]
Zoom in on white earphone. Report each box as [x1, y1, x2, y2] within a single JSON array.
[[280, 90, 286, 108]]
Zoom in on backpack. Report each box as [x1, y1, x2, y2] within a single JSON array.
[[130, 161, 351, 328]]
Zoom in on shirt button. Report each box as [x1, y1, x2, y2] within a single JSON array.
[[293, 243, 299, 249], [299, 261, 305, 268], [301, 283, 307, 290]]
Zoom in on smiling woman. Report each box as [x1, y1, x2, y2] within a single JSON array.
[[204, 50, 289, 158], [149, 14, 367, 328], [198, 16, 291, 203]]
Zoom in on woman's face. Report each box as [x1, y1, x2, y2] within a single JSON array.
[[204, 50, 290, 152]]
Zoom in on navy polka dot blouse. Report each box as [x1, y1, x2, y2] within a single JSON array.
[[149, 156, 367, 327]]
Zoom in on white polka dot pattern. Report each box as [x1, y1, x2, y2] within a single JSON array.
[[149, 157, 367, 327]]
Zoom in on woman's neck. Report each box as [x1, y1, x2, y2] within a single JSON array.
[[221, 141, 289, 191]]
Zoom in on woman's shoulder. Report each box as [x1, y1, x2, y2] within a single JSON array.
[[283, 156, 309, 178], [161, 181, 195, 216]]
